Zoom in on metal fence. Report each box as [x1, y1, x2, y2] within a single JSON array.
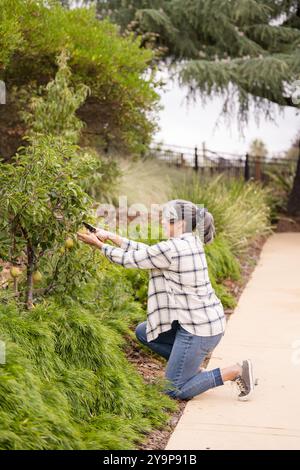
[[146, 143, 298, 182]]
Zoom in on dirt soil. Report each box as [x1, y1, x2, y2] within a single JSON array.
[[275, 213, 300, 232]]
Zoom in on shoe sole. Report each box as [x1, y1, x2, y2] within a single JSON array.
[[238, 359, 254, 401]]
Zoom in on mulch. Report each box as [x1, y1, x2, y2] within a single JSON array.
[[275, 213, 300, 232], [125, 213, 300, 450]]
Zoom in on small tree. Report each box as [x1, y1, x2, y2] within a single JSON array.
[[249, 138, 268, 158], [0, 51, 100, 309]]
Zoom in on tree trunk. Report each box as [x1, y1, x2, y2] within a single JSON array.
[[26, 242, 35, 309], [13, 277, 19, 297], [287, 141, 300, 216]]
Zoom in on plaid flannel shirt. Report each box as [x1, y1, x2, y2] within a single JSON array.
[[101, 232, 226, 342]]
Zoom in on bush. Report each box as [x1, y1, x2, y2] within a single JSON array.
[[205, 234, 241, 309], [0, 50, 120, 310], [263, 160, 298, 218], [0, 289, 177, 450], [168, 173, 273, 308], [173, 173, 272, 253], [0, 40, 177, 450], [0, 0, 159, 155]]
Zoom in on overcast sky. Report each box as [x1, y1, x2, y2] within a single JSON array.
[[154, 78, 300, 157]]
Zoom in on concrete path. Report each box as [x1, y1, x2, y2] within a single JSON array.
[[165, 233, 300, 450]]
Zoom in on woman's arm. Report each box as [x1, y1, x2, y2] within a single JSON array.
[[101, 240, 173, 270], [96, 229, 149, 250], [76, 231, 169, 269], [119, 236, 149, 251]]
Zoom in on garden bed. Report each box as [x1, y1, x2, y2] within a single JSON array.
[[275, 213, 300, 233]]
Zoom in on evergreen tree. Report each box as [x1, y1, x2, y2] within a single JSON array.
[[91, 1, 300, 115], [90, 0, 300, 214]]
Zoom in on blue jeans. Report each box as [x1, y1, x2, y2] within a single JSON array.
[[135, 320, 224, 400]]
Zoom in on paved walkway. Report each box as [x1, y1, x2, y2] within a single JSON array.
[[166, 233, 300, 450]]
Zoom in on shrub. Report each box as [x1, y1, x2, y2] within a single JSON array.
[[0, 0, 159, 155], [263, 160, 298, 217], [0, 51, 119, 309], [0, 293, 177, 450], [168, 173, 273, 307], [172, 173, 272, 253], [0, 24, 177, 450]]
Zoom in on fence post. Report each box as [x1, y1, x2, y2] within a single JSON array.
[[194, 146, 198, 171], [255, 156, 261, 180], [202, 141, 206, 166], [244, 153, 250, 181], [180, 153, 184, 167]]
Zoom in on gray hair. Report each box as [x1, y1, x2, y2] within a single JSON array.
[[162, 199, 216, 245]]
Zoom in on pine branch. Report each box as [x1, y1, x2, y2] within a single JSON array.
[[244, 23, 300, 49]]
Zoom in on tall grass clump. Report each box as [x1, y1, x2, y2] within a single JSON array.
[[173, 173, 272, 253], [0, 283, 177, 450], [263, 159, 298, 219], [114, 157, 193, 207], [171, 173, 273, 308]]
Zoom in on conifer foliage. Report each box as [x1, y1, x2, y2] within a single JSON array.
[[94, 0, 300, 214], [95, 0, 300, 117]]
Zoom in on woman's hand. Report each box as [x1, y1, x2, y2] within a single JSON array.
[[77, 231, 104, 249], [95, 228, 111, 242], [96, 229, 123, 247]]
